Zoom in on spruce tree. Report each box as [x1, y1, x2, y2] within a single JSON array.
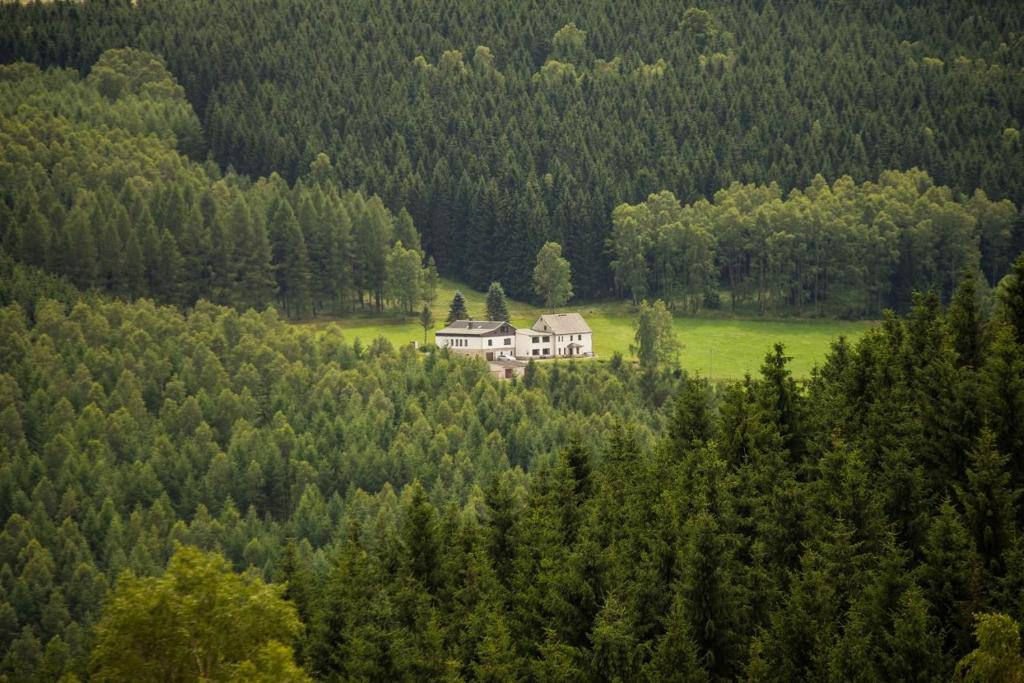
[[958, 431, 1019, 578], [446, 290, 468, 324], [485, 282, 510, 321], [949, 269, 986, 369], [999, 253, 1024, 344]]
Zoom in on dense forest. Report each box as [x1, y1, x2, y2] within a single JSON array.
[[1, 257, 1024, 679], [1, 0, 1021, 300], [0, 54, 438, 319], [3, 0, 1024, 680], [1, 50, 1019, 320]]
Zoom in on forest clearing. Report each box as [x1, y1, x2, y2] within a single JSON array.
[[313, 278, 874, 378]]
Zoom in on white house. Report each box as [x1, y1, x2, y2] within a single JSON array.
[[434, 320, 517, 360], [528, 313, 593, 358]]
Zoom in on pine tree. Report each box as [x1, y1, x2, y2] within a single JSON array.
[[676, 510, 744, 680], [269, 200, 313, 319], [485, 282, 510, 322], [446, 290, 469, 324], [958, 431, 1019, 578], [1000, 253, 1024, 344], [921, 499, 982, 658], [949, 270, 986, 369], [668, 374, 713, 453]]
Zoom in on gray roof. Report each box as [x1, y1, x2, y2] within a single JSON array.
[[534, 313, 592, 335], [436, 320, 514, 336]]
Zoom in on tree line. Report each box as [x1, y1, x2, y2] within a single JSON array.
[[0, 53, 436, 320], [6, 53, 1019, 323], [0, 0, 1020, 300], [609, 171, 1020, 316], [2, 254, 1024, 678]]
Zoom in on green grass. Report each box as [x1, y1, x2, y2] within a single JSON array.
[[308, 279, 876, 380]]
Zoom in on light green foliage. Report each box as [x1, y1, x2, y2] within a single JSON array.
[[954, 613, 1024, 682], [419, 305, 434, 344], [632, 299, 680, 368], [385, 241, 423, 313], [533, 242, 573, 311], [324, 276, 873, 379], [92, 546, 305, 682]]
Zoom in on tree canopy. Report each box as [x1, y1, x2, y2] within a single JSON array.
[[533, 241, 573, 310]]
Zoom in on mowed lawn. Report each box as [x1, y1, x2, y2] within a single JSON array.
[[308, 279, 876, 380]]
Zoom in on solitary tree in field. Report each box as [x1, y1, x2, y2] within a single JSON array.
[[419, 305, 434, 345], [446, 290, 468, 323], [486, 282, 510, 321], [631, 299, 679, 368], [533, 242, 573, 311]]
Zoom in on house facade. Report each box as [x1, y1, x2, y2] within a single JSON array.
[[434, 320, 517, 360], [514, 328, 554, 358], [529, 313, 593, 357]]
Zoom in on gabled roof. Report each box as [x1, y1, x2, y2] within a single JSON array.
[[534, 313, 592, 335], [435, 320, 514, 336]]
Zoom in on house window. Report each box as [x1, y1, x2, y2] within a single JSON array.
[[543, 348, 549, 355], [543, 336, 550, 342], [532, 336, 539, 343], [488, 339, 493, 346], [504, 338, 511, 345], [532, 349, 539, 356]]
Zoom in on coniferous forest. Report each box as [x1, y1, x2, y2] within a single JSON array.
[[2, 1, 1024, 681]]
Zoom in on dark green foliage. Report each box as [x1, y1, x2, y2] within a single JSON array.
[[3, 0, 1022, 301], [0, 56, 429, 320], [1001, 253, 1024, 344], [485, 282, 510, 322], [2, 172, 1024, 683], [0, 204, 990, 682], [446, 290, 469, 323], [948, 270, 987, 369]]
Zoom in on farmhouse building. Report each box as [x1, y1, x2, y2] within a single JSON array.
[[433, 320, 517, 361], [436, 313, 593, 362], [527, 313, 593, 358]]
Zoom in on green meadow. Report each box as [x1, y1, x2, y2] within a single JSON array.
[[309, 279, 876, 380]]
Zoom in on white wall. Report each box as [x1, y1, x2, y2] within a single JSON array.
[[552, 332, 593, 357], [437, 333, 516, 357], [515, 329, 554, 359]]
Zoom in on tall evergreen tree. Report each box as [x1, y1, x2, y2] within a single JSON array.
[[446, 290, 469, 324], [485, 282, 510, 322]]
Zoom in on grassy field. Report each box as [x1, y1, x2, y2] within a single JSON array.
[[308, 279, 876, 380]]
